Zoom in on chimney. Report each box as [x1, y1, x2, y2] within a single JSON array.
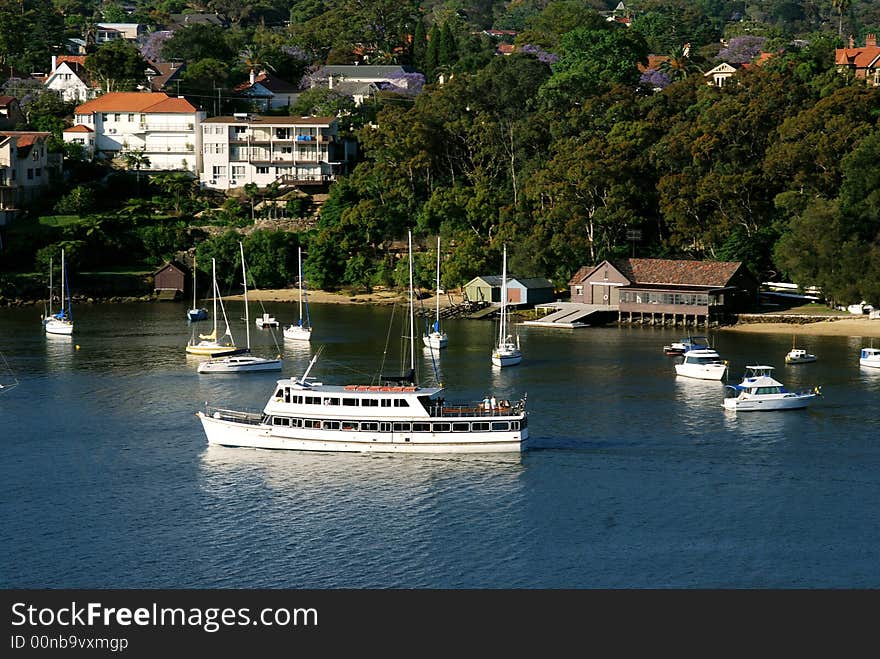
[[51, 55, 57, 72], [327, 74, 333, 89], [249, 69, 256, 85], [849, 35, 855, 48], [867, 34, 877, 48]]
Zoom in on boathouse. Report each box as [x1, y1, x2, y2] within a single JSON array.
[[463, 275, 554, 306], [153, 260, 187, 300], [568, 258, 758, 326]]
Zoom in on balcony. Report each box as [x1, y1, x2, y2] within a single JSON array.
[[147, 145, 195, 154], [140, 123, 195, 132]]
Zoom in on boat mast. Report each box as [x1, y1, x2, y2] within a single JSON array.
[[211, 258, 218, 338], [192, 255, 197, 309], [435, 236, 440, 332], [240, 242, 250, 350], [408, 230, 415, 378], [298, 246, 303, 325], [47, 255, 53, 317], [60, 249, 66, 318], [499, 245, 507, 346]]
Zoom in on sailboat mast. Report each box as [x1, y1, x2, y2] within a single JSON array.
[[211, 258, 218, 337], [435, 236, 440, 328], [298, 246, 303, 324], [240, 242, 250, 350], [408, 231, 415, 376], [499, 245, 507, 345], [192, 256, 197, 309], [60, 249, 66, 315], [47, 256, 53, 316]]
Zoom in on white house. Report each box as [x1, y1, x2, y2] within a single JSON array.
[[704, 62, 741, 87], [96, 23, 144, 43], [65, 92, 204, 174], [199, 114, 339, 191], [43, 56, 99, 103], [234, 71, 300, 111], [0, 131, 56, 225], [312, 65, 423, 105]]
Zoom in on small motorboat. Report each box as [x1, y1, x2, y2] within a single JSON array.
[[723, 365, 820, 411], [187, 307, 208, 322], [859, 347, 880, 369], [664, 335, 710, 356], [255, 312, 279, 328], [674, 347, 728, 380], [785, 348, 816, 364]]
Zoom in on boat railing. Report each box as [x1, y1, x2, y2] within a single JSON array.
[[430, 397, 527, 417], [203, 406, 264, 425]]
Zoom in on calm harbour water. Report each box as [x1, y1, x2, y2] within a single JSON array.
[[1, 300, 879, 588]]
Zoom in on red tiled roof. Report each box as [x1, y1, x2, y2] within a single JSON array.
[[74, 92, 197, 114], [497, 44, 515, 55], [638, 54, 670, 73], [54, 55, 87, 70], [835, 46, 880, 68], [612, 258, 743, 288], [64, 125, 94, 133]]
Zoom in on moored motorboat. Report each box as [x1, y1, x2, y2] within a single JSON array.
[[674, 347, 728, 380], [859, 347, 880, 369], [255, 312, 279, 328], [785, 348, 816, 364], [723, 365, 820, 411], [663, 335, 709, 356]]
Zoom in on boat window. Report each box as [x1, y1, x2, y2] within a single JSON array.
[[379, 422, 391, 432], [304, 419, 320, 428], [392, 422, 410, 432], [362, 399, 379, 407], [291, 418, 303, 428], [452, 422, 470, 432], [292, 395, 303, 404], [412, 423, 430, 432], [520, 417, 528, 429], [361, 422, 378, 431], [305, 396, 321, 405], [492, 421, 510, 431], [393, 399, 410, 407], [432, 423, 450, 432], [283, 388, 291, 403], [274, 388, 283, 399], [342, 398, 358, 407], [510, 421, 519, 430], [323, 397, 339, 406], [341, 421, 358, 431], [380, 399, 392, 407], [323, 421, 340, 430], [472, 422, 490, 431], [272, 417, 290, 426]]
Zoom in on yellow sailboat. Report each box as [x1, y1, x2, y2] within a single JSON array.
[[186, 257, 236, 356]]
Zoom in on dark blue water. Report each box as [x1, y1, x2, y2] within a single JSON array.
[[1, 301, 879, 587]]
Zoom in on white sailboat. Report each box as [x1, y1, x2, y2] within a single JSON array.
[[491, 245, 522, 367], [187, 255, 208, 322], [423, 235, 448, 350], [42, 249, 74, 336], [283, 246, 312, 342], [185, 257, 236, 356], [198, 242, 282, 373]]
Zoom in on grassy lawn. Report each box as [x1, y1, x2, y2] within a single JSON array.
[[775, 303, 843, 315]]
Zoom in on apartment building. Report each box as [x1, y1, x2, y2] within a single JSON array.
[[199, 114, 340, 191], [65, 92, 205, 174]]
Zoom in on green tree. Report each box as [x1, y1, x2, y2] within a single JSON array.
[[85, 40, 148, 92], [120, 148, 151, 194]]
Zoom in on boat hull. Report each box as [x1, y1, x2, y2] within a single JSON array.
[[674, 364, 727, 380], [492, 351, 522, 367], [723, 393, 816, 411], [186, 342, 235, 356], [197, 412, 526, 454], [283, 326, 312, 341], [187, 309, 208, 322], [198, 357, 282, 373], [44, 319, 73, 336], [423, 332, 448, 349], [860, 359, 880, 369]]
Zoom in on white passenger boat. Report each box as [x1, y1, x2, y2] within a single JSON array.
[[723, 365, 820, 411], [674, 347, 728, 380], [859, 347, 880, 369], [197, 232, 529, 453]]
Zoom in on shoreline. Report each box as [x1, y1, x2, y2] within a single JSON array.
[[719, 316, 880, 339]]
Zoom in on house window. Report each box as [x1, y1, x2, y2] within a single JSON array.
[[211, 166, 226, 178], [114, 114, 120, 121], [27, 168, 33, 180], [35, 168, 41, 177], [232, 165, 245, 178], [101, 113, 108, 122], [234, 126, 246, 134], [256, 166, 269, 175], [127, 114, 134, 122], [575, 285, 583, 296]]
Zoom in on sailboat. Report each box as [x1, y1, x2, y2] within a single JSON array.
[[42, 249, 74, 336], [185, 257, 236, 356], [423, 235, 448, 350], [283, 246, 312, 342], [198, 242, 282, 373], [491, 245, 522, 367], [186, 256, 208, 321]]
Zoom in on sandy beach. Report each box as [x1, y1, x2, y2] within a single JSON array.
[[234, 288, 880, 338], [721, 316, 880, 339]]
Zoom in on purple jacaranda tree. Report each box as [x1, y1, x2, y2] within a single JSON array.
[[140, 31, 172, 64], [519, 44, 559, 64], [718, 35, 767, 64], [385, 71, 425, 95], [640, 68, 671, 89]]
